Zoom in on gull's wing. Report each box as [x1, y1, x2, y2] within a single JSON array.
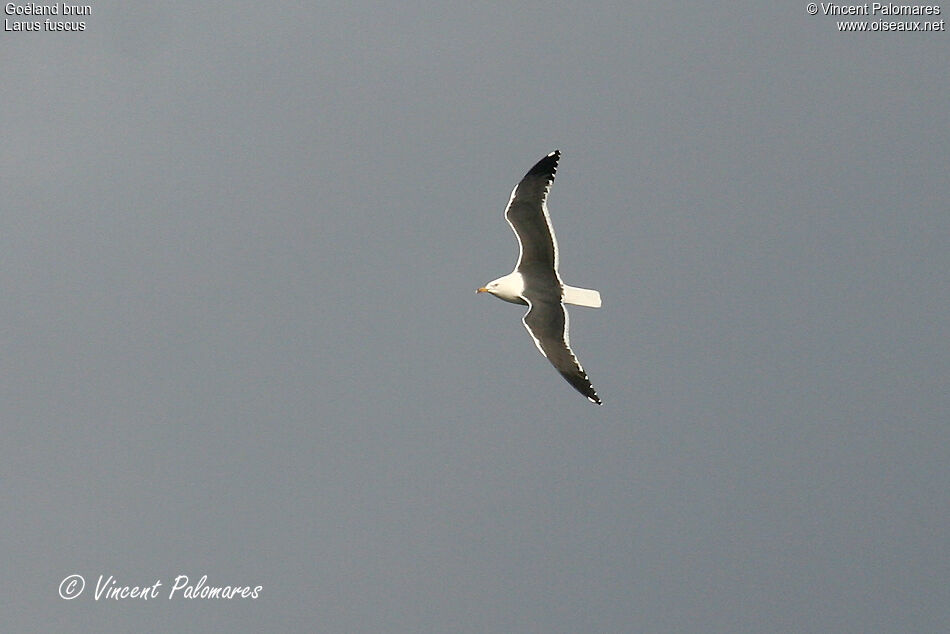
[[504, 150, 561, 279], [522, 299, 601, 405]]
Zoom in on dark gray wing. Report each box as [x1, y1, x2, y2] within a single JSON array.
[[522, 299, 602, 405], [504, 151, 561, 285]]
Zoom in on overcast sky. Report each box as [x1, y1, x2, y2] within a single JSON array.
[[3, 2, 948, 632]]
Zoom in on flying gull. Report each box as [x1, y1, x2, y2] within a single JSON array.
[[477, 150, 603, 405]]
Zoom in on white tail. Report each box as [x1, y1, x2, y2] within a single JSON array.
[[562, 285, 602, 308]]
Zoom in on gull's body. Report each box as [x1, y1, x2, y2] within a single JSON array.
[[478, 151, 602, 404]]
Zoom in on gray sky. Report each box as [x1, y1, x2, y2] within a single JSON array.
[[3, 2, 948, 632]]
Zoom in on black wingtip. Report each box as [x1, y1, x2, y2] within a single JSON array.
[[525, 150, 559, 179], [559, 369, 601, 405]]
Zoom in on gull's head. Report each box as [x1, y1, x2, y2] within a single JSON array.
[[477, 278, 507, 297], [476, 273, 526, 305]]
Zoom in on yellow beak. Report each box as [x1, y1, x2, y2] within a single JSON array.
[[476, 287, 489, 293]]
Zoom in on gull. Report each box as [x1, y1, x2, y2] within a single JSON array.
[[478, 150, 602, 404]]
